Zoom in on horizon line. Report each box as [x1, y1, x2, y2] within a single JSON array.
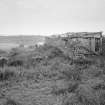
[[0, 31, 104, 36]]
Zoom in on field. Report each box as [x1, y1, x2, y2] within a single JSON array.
[[0, 35, 45, 51], [0, 39, 105, 105]]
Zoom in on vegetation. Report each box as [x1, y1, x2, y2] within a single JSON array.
[[0, 39, 105, 105]]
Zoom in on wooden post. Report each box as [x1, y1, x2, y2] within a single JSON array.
[[100, 33, 103, 54]]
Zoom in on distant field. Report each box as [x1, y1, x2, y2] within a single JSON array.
[[0, 35, 45, 43], [0, 35, 45, 50], [0, 43, 19, 50]]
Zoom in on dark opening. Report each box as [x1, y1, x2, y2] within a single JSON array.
[[95, 38, 100, 52]]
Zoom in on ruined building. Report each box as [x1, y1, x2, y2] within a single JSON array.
[[45, 32, 103, 55]]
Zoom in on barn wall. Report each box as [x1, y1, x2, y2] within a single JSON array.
[[102, 36, 105, 55], [72, 38, 90, 50], [78, 38, 90, 48], [91, 38, 95, 52]]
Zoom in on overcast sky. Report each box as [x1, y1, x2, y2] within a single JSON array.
[[0, 0, 105, 35]]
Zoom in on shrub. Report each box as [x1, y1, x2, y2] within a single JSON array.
[[8, 59, 24, 67], [51, 79, 79, 96], [67, 81, 79, 93], [0, 68, 20, 81], [51, 85, 67, 96], [73, 56, 95, 65], [76, 84, 98, 105], [84, 78, 105, 91], [38, 44, 64, 59], [95, 89, 105, 105], [4, 98, 22, 105], [60, 65, 82, 81], [62, 93, 81, 105], [22, 69, 40, 80], [81, 65, 103, 80], [9, 48, 20, 57]]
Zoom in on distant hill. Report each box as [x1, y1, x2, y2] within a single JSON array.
[[0, 35, 45, 50], [0, 35, 45, 45]]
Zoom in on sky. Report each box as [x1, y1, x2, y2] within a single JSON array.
[[0, 0, 105, 35]]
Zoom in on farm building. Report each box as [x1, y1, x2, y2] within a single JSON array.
[[45, 32, 103, 54]]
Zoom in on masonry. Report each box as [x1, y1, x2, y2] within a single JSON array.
[[45, 32, 103, 54]]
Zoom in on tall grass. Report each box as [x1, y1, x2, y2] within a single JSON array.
[[0, 40, 105, 105]]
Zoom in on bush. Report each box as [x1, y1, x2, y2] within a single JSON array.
[[76, 84, 98, 105], [0, 68, 20, 81], [51, 85, 67, 96], [35, 44, 64, 59], [22, 68, 41, 81], [4, 98, 22, 105], [67, 81, 79, 93], [73, 56, 95, 65], [62, 93, 81, 105], [51, 79, 79, 96], [81, 65, 103, 80], [95, 89, 105, 105], [8, 59, 24, 67], [60, 65, 82, 81]]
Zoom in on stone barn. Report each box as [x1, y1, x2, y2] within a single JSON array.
[[62, 32, 103, 54], [45, 32, 103, 54]]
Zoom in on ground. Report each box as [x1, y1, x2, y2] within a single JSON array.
[[0, 44, 105, 105], [0, 78, 67, 105]]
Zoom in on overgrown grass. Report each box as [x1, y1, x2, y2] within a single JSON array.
[[0, 42, 105, 105], [4, 98, 22, 105]]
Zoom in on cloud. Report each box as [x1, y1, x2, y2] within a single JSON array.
[[16, 0, 47, 9], [0, 0, 105, 35]]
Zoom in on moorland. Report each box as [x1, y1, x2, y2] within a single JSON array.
[[0, 35, 105, 105]]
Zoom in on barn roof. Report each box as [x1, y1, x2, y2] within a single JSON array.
[[60, 32, 102, 38]]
